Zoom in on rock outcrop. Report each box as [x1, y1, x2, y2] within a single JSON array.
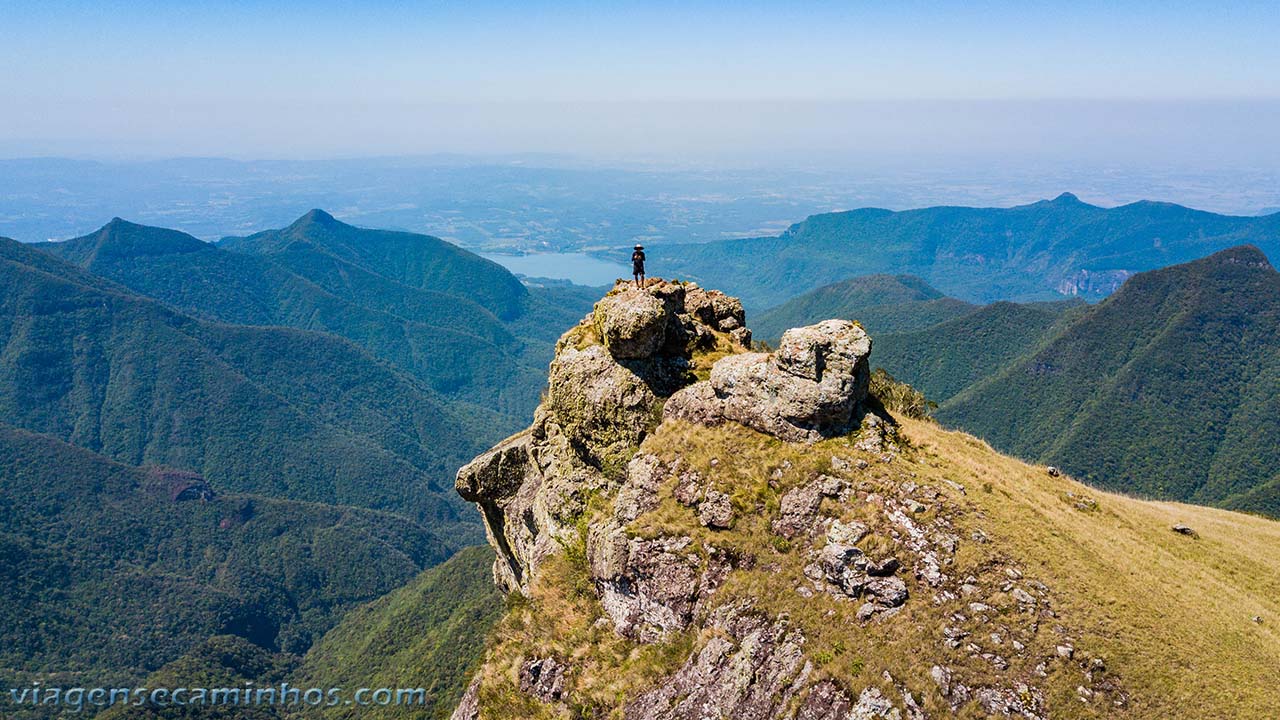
[[455, 279, 753, 593], [665, 319, 874, 442], [453, 281, 1123, 720]]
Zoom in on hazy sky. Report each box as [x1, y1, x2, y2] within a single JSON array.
[[2, 1, 1278, 162]]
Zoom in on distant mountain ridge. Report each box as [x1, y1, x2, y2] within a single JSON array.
[[42, 212, 594, 421], [661, 193, 1280, 309]]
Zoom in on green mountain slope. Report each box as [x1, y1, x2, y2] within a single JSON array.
[[873, 299, 1088, 403], [220, 210, 526, 320], [753, 274, 976, 342], [0, 235, 481, 524], [293, 545, 504, 719], [661, 194, 1280, 308], [41, 216, 575, 419], [0, 422, 455, 690], [939, 245, 1280, 513]]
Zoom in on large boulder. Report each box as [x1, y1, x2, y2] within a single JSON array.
[[594, 289, 669, 359], [666, 320, 873, 442]]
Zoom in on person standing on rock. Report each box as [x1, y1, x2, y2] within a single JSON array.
[[632, 244, 647, 288]]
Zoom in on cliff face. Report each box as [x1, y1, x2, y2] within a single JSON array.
[[450, 281, 1280, 720]]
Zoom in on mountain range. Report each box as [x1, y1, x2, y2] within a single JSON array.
[[660, 193, 1280, 309], [41, 211, 592, 419], [0, 210, 600, 703], [753, 246, 1280, 518]]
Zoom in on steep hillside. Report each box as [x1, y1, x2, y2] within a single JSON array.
[[872, 300, 1087, 404], [42, 215, 590, 419], [293, 545, 505, 720], [753, 274, 976, 343], [0, 422, 454, 694], [940, 246, 1280, 514], [660, 194, 1280, 308], [450, 281, 1280, 720], [0, 235, 480, 525], [220, 210, 526, 320]]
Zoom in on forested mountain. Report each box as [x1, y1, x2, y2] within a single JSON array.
[[872, 300, 1088, 403], [0, 423, 455, 693], [752, 274, 975, 343], [661, 193, 1280, 309], [42, 213, 591, 420], [755, 248, 1280, 517], [1, 235, 481, 524], [939, 245, 1280, 515]]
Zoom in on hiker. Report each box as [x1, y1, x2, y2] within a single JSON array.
[[632, 244, 646, 287]]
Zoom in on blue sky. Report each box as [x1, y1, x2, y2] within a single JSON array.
[[2, 1, 1278, 160]]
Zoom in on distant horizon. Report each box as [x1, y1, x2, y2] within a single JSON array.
[[4, 2, 1279, 162]]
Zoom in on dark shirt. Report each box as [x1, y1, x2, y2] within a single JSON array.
[[632, 250, 646, 272]]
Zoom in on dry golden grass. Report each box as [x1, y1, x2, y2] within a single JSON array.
[[900, 418, 1280, 718], [468, 413, 1280, 719]]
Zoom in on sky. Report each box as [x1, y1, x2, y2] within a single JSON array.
[[2, 1, 1279, 163]]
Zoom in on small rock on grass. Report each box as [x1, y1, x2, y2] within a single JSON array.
[[1171, 524, 1199, 539]]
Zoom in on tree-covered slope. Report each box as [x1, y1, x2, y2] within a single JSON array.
[[293, 545, 504, 719], [40, 216, 564, 418], [0, 235, 482, 524], [0, 422, 455, 692], [872, 299, 1088, 403], [219, 210, 527, 320], [752, 274, 976, 343], [939, 245, 1280, 512], [661, 194, 1280, 309]]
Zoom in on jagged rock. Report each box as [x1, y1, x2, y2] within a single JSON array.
[[828, 519, 869, 545], [616, 453, 667, 522], [1172, 524, 1199, 538], [625, 605, 813, 720], [673, 468, 704, 506], [545, 344, 664, 468], [866, 576, 909, 607], [866, 557, 901, 577], [594, 288, 669, 359], [519, 657, 569, 702], [818, 543, 869, 596], [698, 489, 734, 529], [455, 431, 532, 503], [666, 319, 876, 443], [589, 526, 708, 642], [773, 483, 825, 539]]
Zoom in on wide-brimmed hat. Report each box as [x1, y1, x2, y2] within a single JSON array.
[[634, 244, 644, 249]]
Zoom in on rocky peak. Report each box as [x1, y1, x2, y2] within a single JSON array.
[[455, 279, 758, 594], [451, 282, 1109, 720]]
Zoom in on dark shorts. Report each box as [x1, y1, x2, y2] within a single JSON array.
[[633, 263, 645, 274]]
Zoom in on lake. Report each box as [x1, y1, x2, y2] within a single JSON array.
[[481, 252, 630, 287]]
